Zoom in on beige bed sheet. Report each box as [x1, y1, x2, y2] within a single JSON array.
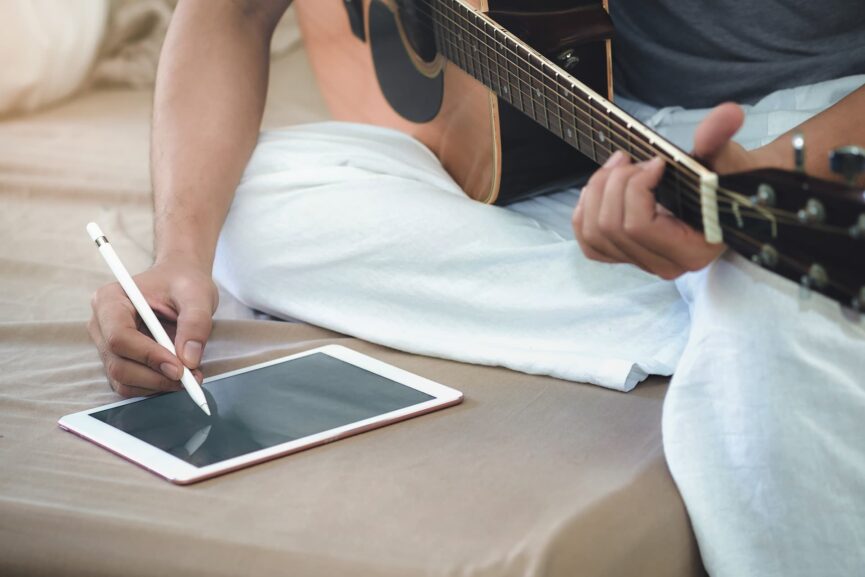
[[0, 45, 705, 577]]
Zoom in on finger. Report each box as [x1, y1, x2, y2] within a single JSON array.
[[95, 296, 185, 380], [171, 282, 218, 369], [596, 158, 686, 278], [104, 354, 184, 395], [579, 154, 633, 261], [623, 159, 721, 276], [693, 102, 744, 165], [573, 200, 616, 263]]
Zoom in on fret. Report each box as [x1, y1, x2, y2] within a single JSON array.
[[436, 9, 456, 69], [673, 162, 685, 218], [504, 36, 523, 111], [561, 83, 574, 145], [604, 108, 615, 160], [478, 20, 492, 89], [447, 4, 477, 78], [607, 111, 630, 159], [496, 33, 516, 106], [484, 21, 502, 94], [490, 27, 506, 101], [587, 101, 607, 163], [464, 5, 478, 80], [548, 68, 565, 140], [571, 90, 594, 158], [626, 122, 636, 162], [455, 15, 470, 73], [530, 57, 549, 129], [517, 49, 536, 122]]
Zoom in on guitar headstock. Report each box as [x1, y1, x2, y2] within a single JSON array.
[[717, 153, 865, 311]]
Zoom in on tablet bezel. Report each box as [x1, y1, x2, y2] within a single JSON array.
[[58, 345, 463, 484]]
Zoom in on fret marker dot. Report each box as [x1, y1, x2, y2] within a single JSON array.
[[566, 128, 573, 138], [598, 131, 606, 143], [503, 86, 509, 94], [534, 88, 541, 97]]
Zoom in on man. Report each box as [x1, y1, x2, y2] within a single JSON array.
[[88, 1, 865, 575]]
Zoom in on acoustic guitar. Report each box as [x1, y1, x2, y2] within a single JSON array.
[[294, 0, 865, 311]]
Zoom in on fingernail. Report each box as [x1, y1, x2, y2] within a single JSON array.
[[184, 340, 203, 367], [160, 362, 181, 381], [603, 150, 625, 167]]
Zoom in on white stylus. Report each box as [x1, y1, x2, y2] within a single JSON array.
[[86, 222, 211, 416]]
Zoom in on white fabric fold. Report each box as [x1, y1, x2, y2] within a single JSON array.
[[215, 123, 689, 391]]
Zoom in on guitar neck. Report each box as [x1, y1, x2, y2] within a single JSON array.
[[431, 0, 714, 227]]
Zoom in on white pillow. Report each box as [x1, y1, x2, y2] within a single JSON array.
[[0, 0, 108, 116]]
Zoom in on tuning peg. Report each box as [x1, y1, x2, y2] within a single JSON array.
[[751, 244, 779, 268], [800, 263, 829, 291], [853, 287, 865, 312], [750, 183, 776, 207], [792, 132, 806, 173], [829, 145, 865, 185], [850, 214, 865, 239], [797, 198, 826, 224]]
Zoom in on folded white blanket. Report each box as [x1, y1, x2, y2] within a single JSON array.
[[215, 123, 689, 391]]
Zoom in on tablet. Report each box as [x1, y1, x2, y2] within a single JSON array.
[[59, 345, 463, 484]]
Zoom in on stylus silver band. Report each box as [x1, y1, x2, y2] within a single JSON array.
[[94, 235, 108, 247]]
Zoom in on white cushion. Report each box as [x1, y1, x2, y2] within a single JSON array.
[[0, 0, 107, 116]]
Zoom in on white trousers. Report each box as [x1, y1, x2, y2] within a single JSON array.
[[214, 75, 865, 576]]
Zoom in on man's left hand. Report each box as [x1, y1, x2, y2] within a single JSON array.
[[572, 102, 764, 279]]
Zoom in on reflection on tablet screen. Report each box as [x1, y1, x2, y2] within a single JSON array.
[[91, 353, 434, 467]]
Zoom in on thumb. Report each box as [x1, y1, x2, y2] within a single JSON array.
[[172, 283, 217, 370], [693, 102, 744, 166]]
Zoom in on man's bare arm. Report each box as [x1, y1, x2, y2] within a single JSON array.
[[88, 0, 291, 397], [153, 0, 292, 269]]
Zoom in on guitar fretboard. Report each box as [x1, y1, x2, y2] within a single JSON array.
[[430, 0, 711, 221]]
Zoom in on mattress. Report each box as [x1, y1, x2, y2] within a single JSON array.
[[0, 44, 705, 577]]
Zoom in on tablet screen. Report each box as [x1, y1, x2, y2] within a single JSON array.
[[91, 352, 434, 468]]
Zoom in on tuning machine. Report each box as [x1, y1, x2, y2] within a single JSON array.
[[853, 287, 865, 312], [751, 244, 779, 268], [800, 263, 829, 296], [797, 198, 826, 224], [792, 132, 806, 173], [829, 145, 865, 185]]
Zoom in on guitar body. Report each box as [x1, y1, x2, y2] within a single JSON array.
[[295, 0, 613, 204], [296, 0, 865, 309]]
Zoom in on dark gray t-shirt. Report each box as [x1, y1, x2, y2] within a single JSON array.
[[610, 0, 865, 108]]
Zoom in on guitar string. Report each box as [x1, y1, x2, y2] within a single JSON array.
[[428, 25, 843, 230], [723, 226, 855, 295], [396, 0, 715, 185], [396, 0, 853, 226], [389, 1, 858, 292], [410, 2, 708, 175]]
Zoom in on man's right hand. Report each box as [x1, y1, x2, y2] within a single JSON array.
[[88, 260, 218, 398]]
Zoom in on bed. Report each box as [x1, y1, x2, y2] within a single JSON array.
[[0, 34, 706, 577]]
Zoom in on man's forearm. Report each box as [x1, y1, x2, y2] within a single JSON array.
[[152, 0, 291, 270], [751, 85, 865, 184]]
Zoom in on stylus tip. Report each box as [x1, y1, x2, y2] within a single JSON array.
[[199, 403, 211, 416], [86, 222, 104, 242]]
